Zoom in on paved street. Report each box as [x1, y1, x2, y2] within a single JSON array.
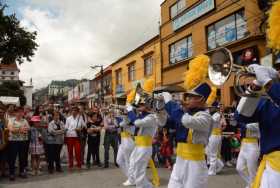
[[1, 166, 245, 188]]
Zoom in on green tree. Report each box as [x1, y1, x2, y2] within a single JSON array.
[[0, 3, 38, 65], [0, 81, 26, 106]]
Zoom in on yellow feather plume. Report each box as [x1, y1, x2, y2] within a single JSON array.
[[126, 89, 136, 104], [184, 55, 210, 91], [268, 0, 280, 50], [143, 78, 155, 94], [206, 87, 217, 106]]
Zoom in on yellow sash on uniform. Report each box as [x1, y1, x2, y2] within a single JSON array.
[[177, 128, 205, 161], [212, 128, 222, 135], [120, 131, 131, 138], [252, 151, 280, 188], [242, 137, 258, 144], [135, 135, 152, 147]]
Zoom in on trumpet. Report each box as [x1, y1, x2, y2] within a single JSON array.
[[109, 104, 127, 110], [208, 47, 257, 97], [133, 83, 165, 112]]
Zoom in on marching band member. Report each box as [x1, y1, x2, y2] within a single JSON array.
[[162, 82, 213, 188], [235, 63, 280, 188], [206, 102, 225, 176], [117, 90, 136, 186], [236, 122, 260, 188], [125, 79, 166, 188], [161, 55, 214, 188], [117, 114, 135, 186]]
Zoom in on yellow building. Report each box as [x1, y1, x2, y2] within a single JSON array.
[[111, 35, 161, 99], [160, 0, 266, 106]]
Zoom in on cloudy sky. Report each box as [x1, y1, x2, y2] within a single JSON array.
[[6, 0, 163, 89]]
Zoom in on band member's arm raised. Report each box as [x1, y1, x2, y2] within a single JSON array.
[[181, 112, 212, 131], [154, 110, 168, 127], [134, 115, 156, 128]]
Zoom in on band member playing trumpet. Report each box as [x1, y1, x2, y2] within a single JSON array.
[[160, 55, 214, 188], [236, 122, 260, 188], [116, 90, 136, 186], [206, 102, 226, 176], [126, 79, 166, 188], [162, 82, 213, 188], [235, 64, 280, 188]]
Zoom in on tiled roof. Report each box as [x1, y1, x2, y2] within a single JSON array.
[[0, 63, 19, 71]]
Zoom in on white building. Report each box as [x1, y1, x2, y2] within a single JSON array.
[[0, 63, 20, 84]]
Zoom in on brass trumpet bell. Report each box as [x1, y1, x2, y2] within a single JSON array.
[[208, 48, 257, 97], [132, 83, 165, 111]]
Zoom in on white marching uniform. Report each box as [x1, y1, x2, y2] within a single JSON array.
[[206, 112, 224, 175], [168, 111, 213, 188], [116, 116, 135, 182], [128, 112, 165, 188], [236, 123, 260, 188]]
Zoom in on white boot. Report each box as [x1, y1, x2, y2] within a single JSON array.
[[123, 180, 135, 186]]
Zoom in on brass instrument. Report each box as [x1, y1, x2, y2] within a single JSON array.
[[208, 47, 258, 97], [133, 83, 165, 112]]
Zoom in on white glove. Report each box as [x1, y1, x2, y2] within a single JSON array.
[[248, 64, 279, 86], [126, 104, 133, 112], [161, 92, 172, 104]]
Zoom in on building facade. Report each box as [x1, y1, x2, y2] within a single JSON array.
[[160, 0, 266, 106], [88, 66, 112, 106], [0, 63, 20, 84], [111, 35, 161, 100]]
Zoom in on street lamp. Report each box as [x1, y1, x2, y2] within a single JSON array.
[[91, 65, 104, 104]]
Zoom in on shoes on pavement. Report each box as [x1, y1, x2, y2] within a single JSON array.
[[9, 175, 15, 181], [226, 161, 233, 167], [208, 171, 216, 176], [86, 163, 91, 169], [216, 161, 224, 173], [123, 180, 135, 186], [19, 172, 28, 179]]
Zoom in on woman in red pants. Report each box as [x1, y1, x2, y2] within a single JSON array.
[[65, 106, 86, 170]]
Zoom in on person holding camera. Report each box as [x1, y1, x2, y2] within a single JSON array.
[[65, 106, 86, 170]]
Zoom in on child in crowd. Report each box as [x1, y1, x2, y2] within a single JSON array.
[[160, 128, 173, 170], [30, 116, 45, 176]]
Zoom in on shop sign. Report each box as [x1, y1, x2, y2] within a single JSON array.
[[172, 0, 215, 31]]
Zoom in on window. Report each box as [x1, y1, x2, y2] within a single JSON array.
[[2, 71, 5, 75], [10, 72, 14, 75], [115, 69, 122, 85], [207, 10, 247, 50], [170, 0, 185, 19], [169, 35, 193, 64], [144, 57, 153, 76], [128, 63, 135, 81]]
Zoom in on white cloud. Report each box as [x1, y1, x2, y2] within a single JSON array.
[[16, 0, 164, 89]]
